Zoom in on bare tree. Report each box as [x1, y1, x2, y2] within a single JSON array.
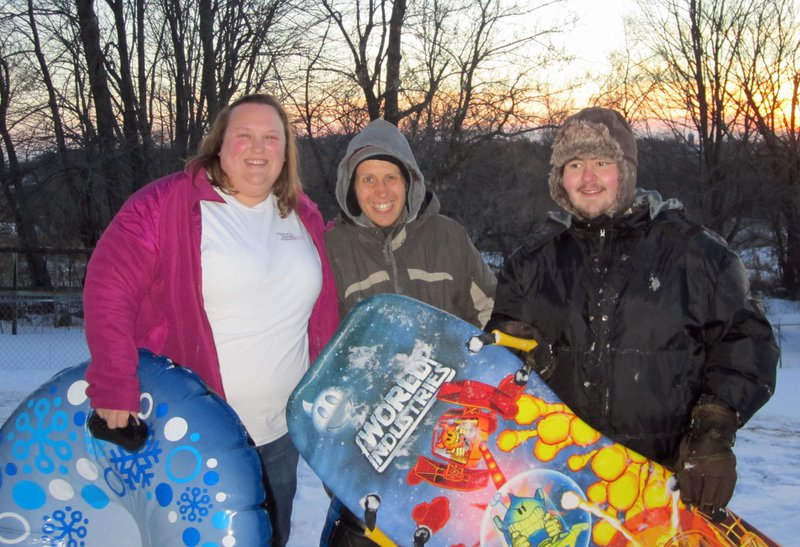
[[630, 0, 757, 239], [298, 0, 567, 130], [198, 0, 217, 123], [23, 0, 103, 247], [0, 0, 297, 251], [104, 0, 151, 191], [592, 23, 659, 123], [159, 0, 194, 159], [76, 0, 135, 216], [289, 0, 572, 212], [158, 0, 292, 153], [734, 0, 800, 293], [413, 1, 568, 185], [304, 0, 416, 123], [0, 49, 52, 288]]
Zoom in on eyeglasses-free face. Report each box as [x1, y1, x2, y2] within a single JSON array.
[[354, 159, 408, 227], [561, 156, 621, 219]]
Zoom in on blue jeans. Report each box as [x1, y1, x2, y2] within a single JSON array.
[[256, 434, 299, 547]]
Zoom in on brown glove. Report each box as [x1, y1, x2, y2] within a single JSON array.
[[492, 320, 556, 381], [677, 396, 739, 515]]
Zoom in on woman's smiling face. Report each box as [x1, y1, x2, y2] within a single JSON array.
[[219, 102, 286, 206], [354, 159, 407, 227]]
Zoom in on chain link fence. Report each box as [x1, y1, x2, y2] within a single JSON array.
[[0, 247, 92, 374], [771, 322, 800, 369], [1, 293, 89, 372], [2, 292, 798, 368]]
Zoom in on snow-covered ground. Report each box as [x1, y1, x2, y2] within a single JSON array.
[[1, 297, 798, 545]]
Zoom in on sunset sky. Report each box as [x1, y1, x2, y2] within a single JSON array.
[[521, 0, 633, 102], [559, 0, 630, 70]]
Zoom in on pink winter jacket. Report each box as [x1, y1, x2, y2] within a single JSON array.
[[84, 168, 340, 412]]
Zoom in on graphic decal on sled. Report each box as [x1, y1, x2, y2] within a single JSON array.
[[288, 294, 778, 547]]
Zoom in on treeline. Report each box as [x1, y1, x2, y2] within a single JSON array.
[[0, 0, 798, 296]]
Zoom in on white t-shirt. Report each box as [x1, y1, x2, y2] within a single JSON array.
[[201, 189, 321, 445]]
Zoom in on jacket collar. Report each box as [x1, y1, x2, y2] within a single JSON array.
[[548, 188, 685, 229]]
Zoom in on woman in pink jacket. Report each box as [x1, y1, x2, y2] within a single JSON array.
[[83, 94, 339, 546]]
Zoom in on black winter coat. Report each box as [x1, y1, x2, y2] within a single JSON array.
[[489, 191, 778, 467]]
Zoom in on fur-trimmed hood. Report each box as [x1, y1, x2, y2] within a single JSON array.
[[548, 107, 638, 220]]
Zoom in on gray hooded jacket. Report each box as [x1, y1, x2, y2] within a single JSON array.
[[325, 119, 496, 327]]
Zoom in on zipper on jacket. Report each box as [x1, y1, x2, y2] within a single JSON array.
[[597, 226, 611, 424], [383, 230, 402, 294]]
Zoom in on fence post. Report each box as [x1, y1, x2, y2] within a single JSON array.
[[12, 251, 18, 336]]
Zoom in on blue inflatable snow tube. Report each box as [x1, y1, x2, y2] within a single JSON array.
[[0, 349, 271, 546]]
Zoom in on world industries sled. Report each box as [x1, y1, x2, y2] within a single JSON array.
[[287, 294, 777, 547]]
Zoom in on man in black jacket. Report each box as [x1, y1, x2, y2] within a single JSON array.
[[488, 107, 779, 517]]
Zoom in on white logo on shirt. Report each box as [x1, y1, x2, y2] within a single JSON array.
[[277, 231, 303, 241]]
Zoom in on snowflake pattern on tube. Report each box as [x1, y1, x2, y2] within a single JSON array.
[[0, 350, 271, 546]]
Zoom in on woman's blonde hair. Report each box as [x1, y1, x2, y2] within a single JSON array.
[[188, 93, 301, 216]]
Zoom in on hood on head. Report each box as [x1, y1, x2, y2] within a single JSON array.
[[336, 119, 425, 227], [548, 107, 638, 220]]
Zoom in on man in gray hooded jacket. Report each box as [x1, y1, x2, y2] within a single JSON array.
[[325, 118, 496, 327], [322, 119, 496, 544], [488, 107, 779, 518]]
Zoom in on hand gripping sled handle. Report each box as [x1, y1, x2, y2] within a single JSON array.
[[87, 411, 148, 452]]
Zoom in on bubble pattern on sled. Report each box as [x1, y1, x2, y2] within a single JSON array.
[[0, 349, 271, 546]]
